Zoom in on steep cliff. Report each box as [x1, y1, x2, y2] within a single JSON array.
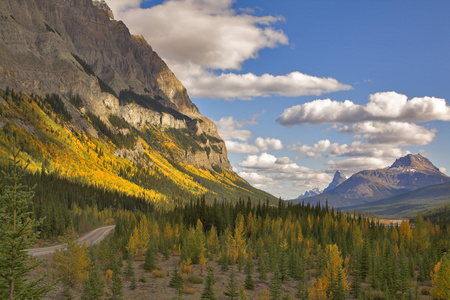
[[0, 0, 277, 204], [0, 0, 230, 171]]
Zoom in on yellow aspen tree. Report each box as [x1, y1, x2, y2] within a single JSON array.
[[207, 225, 220, 258], [54, 240, 91, 286], [324, 244, 349, 296], [309, 277, 328, 300], [227, 214, 247, 262], [430, 253, 450, 300]]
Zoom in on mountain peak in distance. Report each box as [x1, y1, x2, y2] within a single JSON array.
[[323, 170, 347, 193]]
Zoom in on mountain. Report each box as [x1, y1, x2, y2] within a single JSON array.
[[323, 170, 347, 193], [303, 154, 450, 208], [341, 182, 450, 219], [295, 188, 322, 200], [0, 0, 276, 204]]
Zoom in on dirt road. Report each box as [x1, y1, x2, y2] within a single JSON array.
[[26, 225, 115, 257]]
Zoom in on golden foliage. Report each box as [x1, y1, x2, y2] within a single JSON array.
[[53, 240, 91, 286]]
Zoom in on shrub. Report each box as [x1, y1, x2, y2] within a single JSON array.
[[187, 275, 204, 284], [152, 270, 166, 278]]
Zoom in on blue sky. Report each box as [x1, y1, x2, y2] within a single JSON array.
[[105, 0, 450, 199]]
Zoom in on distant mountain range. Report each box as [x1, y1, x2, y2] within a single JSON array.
[[295, 187, 322, 200], [290, 154, 450, 216]]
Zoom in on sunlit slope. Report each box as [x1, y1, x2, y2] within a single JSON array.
[[0, 90, 276, 205]]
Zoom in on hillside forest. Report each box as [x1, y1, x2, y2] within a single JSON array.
[[1, 160, 450, 300], [0, 89, 449, 300]]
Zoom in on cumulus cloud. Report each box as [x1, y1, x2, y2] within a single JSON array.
[[325, 156, 396, 175], [184, 72, 352, 100], [105, 0, 351, 100], [337, 122, 436, 146], [215, 116, 256, 141], [255, 137, 283, 151], [226, 137, 283, 154], [237, 152, 332, 198], [277, 91, 450, 126], [225, 141, 259, 154]]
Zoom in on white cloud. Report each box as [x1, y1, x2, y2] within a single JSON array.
[[277, 91, 450, 126], [440, 167, 447, 174], [215, 116, 255, 141], [325, 157, 395, 175], [226, 137, 283, 154], [106, 0, 351, 100], [183, 71, 352, 100], [237, 152, 332, 198], [225, 141, 259, 154], [254, 137, 283, 151], [337, 122, 436, 146]]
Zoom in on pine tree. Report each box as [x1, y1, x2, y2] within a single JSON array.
[[201, 266, 217, 300], [296, 277, 309, 300], [109, 255, 123, 300], [244, 252, 255, 290], [169, 264, 184, 299], [279, 239, 289, 282], [143, 242, 156, 272], [81, 262, 104, 300], [258, 255, 268, 280], [224, 268, 239, 299], [270, 268, 282, 300], [350, 267, 361, 299], [0, 151, 53, 299], [124, 256, 134, 279]]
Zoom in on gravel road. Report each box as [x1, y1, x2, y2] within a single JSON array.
[[26, 225, 115, 257]]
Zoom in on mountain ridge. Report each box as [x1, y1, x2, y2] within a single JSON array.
[[302, 154, 450, 208], [0, 0, 277, 204]]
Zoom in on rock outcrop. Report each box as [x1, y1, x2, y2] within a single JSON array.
[[0, 0, 231, 171]]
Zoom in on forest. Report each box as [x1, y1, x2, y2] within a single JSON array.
[[0, 89, 449, 299], [2, 165, 449, 299]]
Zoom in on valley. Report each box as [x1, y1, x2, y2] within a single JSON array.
[[0, 0, 449, 299]]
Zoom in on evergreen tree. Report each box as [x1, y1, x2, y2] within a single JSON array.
[[279, 240, 289, 282], [169, 264, 184, 299], [130, 272, 137, 291], [258, 255, 268, 280], [0, 151, 53, 299], [350, 267, 362, 299], [201, 266, 217, 300], [244, 252, 255, 290], [224, 268, 239, 299], [143, 242, 156, 272], [109, 255, 123, 300], [124, 256, 134, 279], [81, 262, 104, 300], [270, 268, 282, 300], [219, 249, 230, 271], [332, 268, 346, 300], [296, 277, 309, 300]]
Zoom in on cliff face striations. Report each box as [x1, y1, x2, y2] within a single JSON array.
[[0, 0, 230, 171]]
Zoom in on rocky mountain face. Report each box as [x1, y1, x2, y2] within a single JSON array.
[[303, 154, 450, 208], [323, 170, 347, 193], [0, 0, 230, 171]]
